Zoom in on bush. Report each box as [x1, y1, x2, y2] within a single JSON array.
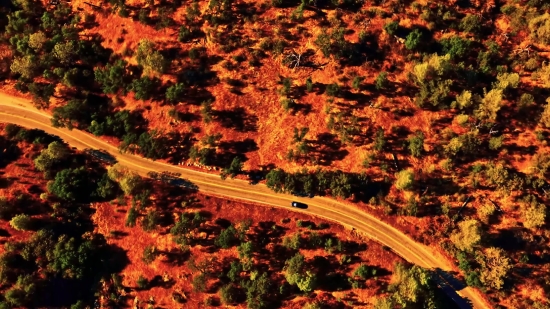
[[142, 245, 157, 264], [125, 206, 138, 227], [220, 284, 238, 305], [141, 210, 160, 232], [375, 71, 388, 90], [489, 136, 504, 151], [10, 214, 32, 231], [383, 21, 399, 35], [306, 77, 313, 92], [440, 36, 472, 59], [352, 76, 363, 90], [407, 131, 424, 157], [325, 83, 340, 97], [395, 169, 414, 191], [192, 273, 207, 292], [137, 275, 148, 289], [166, 83, 185, 103], [529, 13, 550, 44], [459, 14, 481, 34], [405, 29, 422, 50], [353, 263, 371, 280]]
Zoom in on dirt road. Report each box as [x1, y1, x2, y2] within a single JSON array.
[[0, 93, 491, 309]]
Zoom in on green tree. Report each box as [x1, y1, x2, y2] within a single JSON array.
[[4, 288, 26, 307], [166, 83, 185, 103], [383, 21, 399, 35], [53, 41, 77, 64], [352, 76, 363, 90], [10, 55, 37, 79], [119, 172, 142, 195], [227, 260, 242, 282], [405, 29, 422, 50], [353, 263, 372, 280], [142, 245, 157, 264], [375, 71, 388, 90], [540, 97, 550, 128], [244, 272, 271, 308], [47, 167, 92, 201], [141, 210, 160, 232], [223, 157, 243, 179], [129, 76, 158, 100], [450, 219, 482, 252], [215, 225, 238, 248], [521, 196, 546, 229], [374, 128, 385, 151], [238, 241, 254, 259], [266, 168, 286, 193], [201, 100, 213, 123], [440, 36, 472, 59], [34, 141, 69, 172], [284, 252, 316, 292], [28, 31, 47, 51], [407, 131, 424, 157], [125, 206, 138, 227], [477, 247, 511, 290], [460, 14, 482, 34], [528, 13, 550, 44], [137, 275, 149, 289], [9, 214, 32, 231], [389, 262, 430, 306], [489, 136, 504, 151], [395, 169, 414, 191], [475, 88, 503, 121], [192, 273, 207, 292], [136, 39, 166, 74], [220, 284, 238, 305], [94, 59, 129, 95], [306, 77, 313, 92], [325, 83, 340, 97]]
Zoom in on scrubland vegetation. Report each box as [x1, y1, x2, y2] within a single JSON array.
[[0, 0, 550, 307]]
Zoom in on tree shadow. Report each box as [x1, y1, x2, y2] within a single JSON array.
[[214, 107, 258, 132], [218, 138, 259, 154], [307, 133, 349, 166]]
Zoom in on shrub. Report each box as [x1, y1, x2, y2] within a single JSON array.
[[142, 245, 157, 264], [489, 136, 504, 150], [540, 97, 550, 128], [306, 77, 313, 92], [405, 29, 422, 50], [440, 36, 472, 59], [451, 220, 482, 252], [178, 25, 192, 42], [528, 13, 550, 44], [459, 14, 481, 34], [383, 21, 399, 35], [395, 169, 414, 191], [137, 275, 149, 289], [125, 206, 138, 227], [141, 210, 160, 232], [375, 71, 388, 90], [454, 114, 469, 126], [220, 284, 238, 305], [10, 214, 32, 231], [353, 263, 371, 280], [325, 83, 340, 97], [407, 131, 424, 157], [518, 93, 534, 110]]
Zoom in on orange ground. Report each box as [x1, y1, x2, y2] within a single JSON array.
[[91, 190, 402, 308]]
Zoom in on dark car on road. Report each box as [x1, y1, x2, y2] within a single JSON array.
[[291, 201, 308, 209]]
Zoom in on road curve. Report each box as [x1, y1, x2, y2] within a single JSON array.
[[0, 95, 491, 309]]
